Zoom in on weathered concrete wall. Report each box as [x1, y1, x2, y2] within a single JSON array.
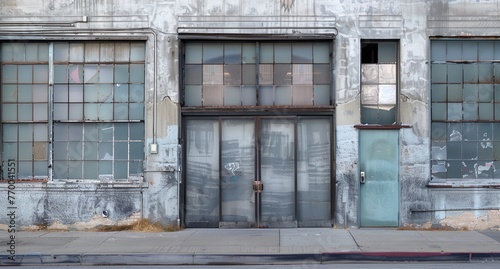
[[0, 0, 499, 230]]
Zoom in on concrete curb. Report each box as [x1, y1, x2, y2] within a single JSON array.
[[2, 252, 500, 266]]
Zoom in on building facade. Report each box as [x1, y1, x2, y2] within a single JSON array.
[[1, 0, 499, 230]]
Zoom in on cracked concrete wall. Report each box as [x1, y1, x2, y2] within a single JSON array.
[[1, 0, 500, 230]]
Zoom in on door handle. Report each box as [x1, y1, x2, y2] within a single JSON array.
[[360, 171, 365, 184], [253, 181, 263, 192]]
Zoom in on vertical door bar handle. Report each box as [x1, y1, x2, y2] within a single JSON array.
[[360, 171, 365, 184], [253, 181, 263, 192]]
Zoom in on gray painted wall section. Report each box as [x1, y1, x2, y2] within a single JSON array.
[[0, 0, 499, 230]]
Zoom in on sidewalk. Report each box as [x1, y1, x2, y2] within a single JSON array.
[[1, 228, 500, 265]]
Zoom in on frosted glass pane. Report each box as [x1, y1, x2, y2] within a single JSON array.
[[18, 65, 32, 83], [54, 161, 68, 179], [130, 84, 144, 102], [293, 86, 313, 105], [314, 85, 330, 105], [84, 85, 98, 102], [54, 65, 68, 83], [98, 103, 113, 120], [447, 64, 462, 83], [68, 142, 82, 160], [114, 161, 128, 179], [18, 162, 32, 178], [84, 124, 98, 141], [314, 64, 330, 84], [431, 122, 446, 140], [479, 103, 494, 120], [185, 65, 202, 84], [223, 86, 241, 106], [114, 103, 128, 120], [259, 64, 273, 85], [130, 123, 144, 140], [495, 64, 500, 83], [54, 43, 69, 61], [83, 142, 98, 160], [11, 44, 24, 62], [68, 161, 82, 179], [447, 41, 462, 60], [3, 125, 17, 142], [448, 84, 463, 102], [274, 64, 292, 85], [260, 43, 273, 63], [69, 64, 83, 83], [293, 64, 313, 84], [54, 104, 68, 120], [2, 104, 17, 121], [432, 103, 446, 120], [69, 84, 83, 102], [463, 123, 477, 141], [18, 104, 32, 121], [130, 64, 145, 83], [84, 161, 98, 179], [54, 142, 67, 160], [463, 103, 478, 120], [84, 64, 98, 83], [2, 85, 17, 102], [362, 85, 378, 105], [54, 124, 68, 141], [242, 65, 256, 85], [464, 84, 478, 102], [202, 85, 223, 106], [275, 86, 292, 105], [242, 43, 256, 64], [84, 103, 98, 120], [114, 65, 129, 83], [18, 124, 32, 141], [115, 43, 130, 62], [99, 160, 112, 175], [275, 43, 291, 63], [313, 43, 329, 63], [99, 142, 113, 160], [258, 86, 274, 105], [203, 65, 223, 85], [19, 142, 33, 160], [2, 65, 17, 83], [54, 85, 69, 102], [431, 84, 446, 102], [224, 43, 241, 64], [129, 161, 143, 175], [26, 44, 39, 61], [114, 84, 129, 102], [362, 64, 378, 83], [69, 103, 83, 120], [462, 142, 477, 160], [130, 43, 145, 61], [33, 142, 46, 161], [448, 103, 462, 121], [479, 64, 493, 83], [378, 42, 397, 63], [1, 44, 14, 62], [34, 161, 48, 177], [292, 43, 313, 63], [129, 103, 144, 120], [185, 85, 202, 106], [33, 85, 48, 102], [85, 43, 100, 62], [479, 42, 494, 60], [18, 85, 32, 102], [100, 43, 114, 62], [33, 65, 48, 83], [69, 124, 82, 141], [113, 123, 127, 140], [115, 142, 128, 160], [379, 64, 396, 84], [203, 43, 223, 64], [2, 143, 17, 160], [100, 65, 114, 83], [98, 84, 113, 102], [462, 42, 477, 61], [479, 84, 493, 102], [463, 64, 478, 83], [223, 64, 241, 85], [241, 86, 257, 105], [185, 43, 202, 64], [431, 64, 446, 83], [496, 105, 500, 120], [379, 85, 397, 105], [130, 142, 144, 160], [431, 41, 446, 62]]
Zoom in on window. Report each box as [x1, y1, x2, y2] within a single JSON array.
[[431, 40, 500, 181], [1, 42, 145, 181], [183, 41, 332, 107], [361, 41, 398, 124]]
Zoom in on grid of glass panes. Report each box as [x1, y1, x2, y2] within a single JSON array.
[[431, 40, 500, 180], [1, 43, 49, 179], [183, 41, 331, 106], [52, 42, 145, 180], [361, 42, 398, 124]]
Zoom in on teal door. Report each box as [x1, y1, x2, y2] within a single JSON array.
[[359, 130, 399, 227]]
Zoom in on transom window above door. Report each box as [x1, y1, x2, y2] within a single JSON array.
[[182, 41, 332, 107]]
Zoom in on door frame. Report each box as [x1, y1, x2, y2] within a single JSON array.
[[182, 115, 335, 228]]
